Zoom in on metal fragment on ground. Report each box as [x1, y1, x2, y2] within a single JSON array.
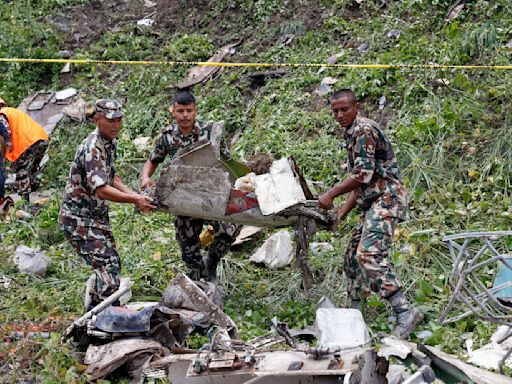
[[62, 97, 88, 122], [133, 136, 151, 152], [420, 344, 512, 384], [137, 18, 154, 26], [468, 325, 512, 370], [378, 336, 412, 360], [1, 275, 12, 289], [55, 87, 77, 102], [315, 308, 369, 350], [446, 2, 465, 21], [173, 41, 241, 89], [18, 89, 75, 136], [84, 337, 167, 380], [161, 274, 238, 337]]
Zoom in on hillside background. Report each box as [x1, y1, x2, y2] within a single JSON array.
[[1, 0, 511, 382]]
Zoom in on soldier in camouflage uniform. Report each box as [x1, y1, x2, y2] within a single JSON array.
[[0, 97, 48, 204], [140, 91, 241, 281], [319, 89, 423, 338], [60, 99, 155, 310]]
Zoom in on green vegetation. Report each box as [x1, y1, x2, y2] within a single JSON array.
[[1, 0, 512, 381]]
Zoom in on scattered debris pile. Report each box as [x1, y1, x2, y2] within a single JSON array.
[[64, 282, 512, 383]]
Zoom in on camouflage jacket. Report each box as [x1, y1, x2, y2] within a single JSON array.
[[59, 129, 117, 231], [0, 114, 11, 147], [343, 116, 407, 219], [149, 120, 213, 164]]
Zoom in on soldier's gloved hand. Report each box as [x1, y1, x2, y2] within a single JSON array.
[[140, 177, 155, 191], [134, 195, 156, 213]]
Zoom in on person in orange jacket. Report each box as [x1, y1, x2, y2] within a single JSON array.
[[0, 97, 49, 204]]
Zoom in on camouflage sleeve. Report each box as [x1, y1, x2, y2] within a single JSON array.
[[350, 126, 376, 184], [149, 132, 177, 163], [84, 146, 110, 191], [0, 114, 12, 146]]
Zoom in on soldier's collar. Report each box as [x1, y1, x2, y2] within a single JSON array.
[[95, 128, 116, 146], [176, 122, 200, 137], [345, 116, 359, 136]]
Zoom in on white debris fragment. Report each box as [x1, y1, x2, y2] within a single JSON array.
[[250, 230, 293, 269], [233, 226, 262, 245], [137, 18, 154, 27], [378, 336, 412, 360], [55, 87, 77, 101], [321, 77, 338, 85], [60, 62, 71, 73], [310, 242, 334, 255], [119, 277, 133, 306], [13, 245, 52, 276], [253, 158, 306, 215], [62, 98, 88, 122], [416, 330, 433, 340], [1, 275, 12, 289], [133, 136, 151, 152], [316, 308, 369, 350], [468, 325, 512, 370]]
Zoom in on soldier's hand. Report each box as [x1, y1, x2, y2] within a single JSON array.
[[140, 177, 155, 191], [318, 193, 333, 210], [134, 195, 156, 213]]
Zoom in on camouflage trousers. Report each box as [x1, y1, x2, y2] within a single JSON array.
[[0, 155, 5, 198], [62, 225, 121, 305], [14, 140, 48, 195], [344, 212, 402, 301], [175, 215, 242, 280]]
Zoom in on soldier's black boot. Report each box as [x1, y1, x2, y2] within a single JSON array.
[[203, 254, 219, 283], [387, 290, 423, 338]]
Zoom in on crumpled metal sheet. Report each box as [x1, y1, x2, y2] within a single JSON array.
[[17, 89, 73, 136], [160, 274, 238, 338], [161, 277, 222, 310], [84, 337, 168, 380]]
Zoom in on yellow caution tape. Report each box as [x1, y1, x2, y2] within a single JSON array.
[[0, 57, 511, 70]]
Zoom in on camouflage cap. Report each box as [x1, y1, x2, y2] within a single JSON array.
[[95, 99, 124, 119]]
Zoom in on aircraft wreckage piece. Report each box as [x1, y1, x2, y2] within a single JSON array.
[[141, 348, 366, 384], [164, 274, 238, 338], [153, 140, 334, 228], [419, 344, 512, 384], [63, 283, 133, 340], [155, 163, 311, 227], [84, 337, 168, 381]]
